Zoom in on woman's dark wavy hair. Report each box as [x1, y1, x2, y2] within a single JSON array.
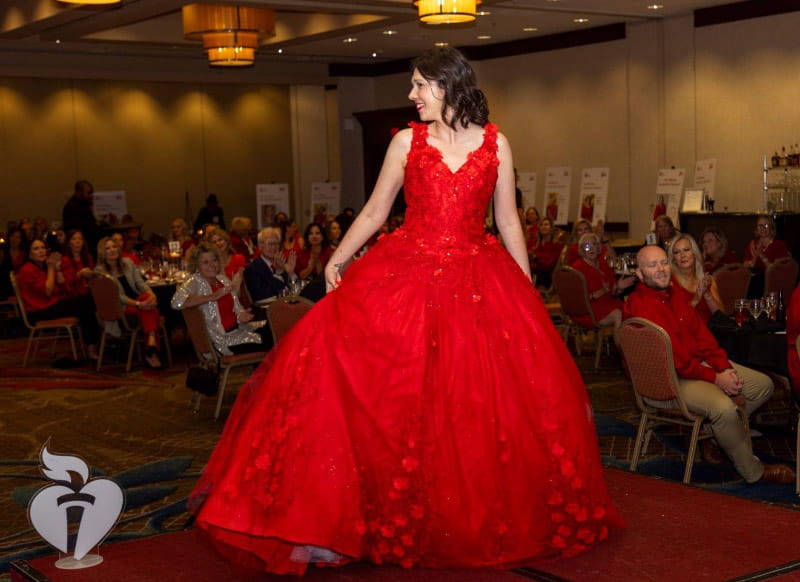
[[411, 47, 489, 130]]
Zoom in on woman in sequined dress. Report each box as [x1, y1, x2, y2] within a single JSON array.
[[190, 47, 624, 576]]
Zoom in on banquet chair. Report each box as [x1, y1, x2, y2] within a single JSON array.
[[265, 296, 315, 345], [552, 266, 614, 370], [182, 306, 268, 420], [713, 263, 751, 315], [795, 335, 800, 495], [619, 318, 747, 484], [765, 257, 799, 300], [9, 272, 84, 367], [89, 276, 172, 373]]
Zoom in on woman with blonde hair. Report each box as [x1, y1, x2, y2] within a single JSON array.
[[229, 216, 255, 261], [669, 233, 724, 322]]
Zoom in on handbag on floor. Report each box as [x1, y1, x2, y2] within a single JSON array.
[[185, 365, 219, 396]]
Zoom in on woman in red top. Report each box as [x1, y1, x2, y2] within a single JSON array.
[[60, 230, 95, 297], [570, 233, 635, 339], [229, 217, 256, 261], [529, 217, 563, 289], [743, 215, 790, 272], [16, 239, 99, 358], [701, 227, 737, 274], [207, 229, 246, 291], [669, 234, 724, 322], [6, 228, 27, 272], [296, 222, 332, 281], [280, 218, 304, 260]]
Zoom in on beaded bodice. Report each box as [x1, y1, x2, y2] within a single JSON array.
[[401, 122, 498, 246]]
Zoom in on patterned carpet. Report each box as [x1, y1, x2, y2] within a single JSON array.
[[0, 331, 797, 579]]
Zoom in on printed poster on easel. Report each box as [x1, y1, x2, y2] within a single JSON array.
[[93, 191, 127, 224], [544, 167, 572, 226], [576, 168, 609, 226], [256, 184, 290, 229], [517, 172, 537, 211], [310, 182, 341, 225], [654, 168, 685, 227], [693, 159, 717, 202]]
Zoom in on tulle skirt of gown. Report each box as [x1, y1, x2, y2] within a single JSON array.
[[191, 229, 624, 575]]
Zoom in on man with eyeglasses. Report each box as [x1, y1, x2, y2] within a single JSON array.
[[244, 227, 297, 304]]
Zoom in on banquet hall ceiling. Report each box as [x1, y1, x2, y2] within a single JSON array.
[[0, 0, 744, 67]]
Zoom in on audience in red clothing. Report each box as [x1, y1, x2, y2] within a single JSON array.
[[5, 228, 27, 272], [786, 282, 800, 398], [296, 223, 332, 281], [669, 234, 724, 322], [570, 233, 635, 341], [327, 220, 343, 250], [563, 219, 616, 268], [743, 215, 789, 272], [524, 206, 539, 242], [96, 237, 164, 368], [60, 230, 96, 297], [654, 215, 679, 251], [701, 227, 738, 274], [281, 218, 304, 260], [206, 228, 246, 293], [169, 218, 196, 256], [529, 217, 563, 290], [15, 239, 99, 358], [229, 216, 256, 261]]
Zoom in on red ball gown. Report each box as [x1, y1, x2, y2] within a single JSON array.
[[191, 122, 624, 575]]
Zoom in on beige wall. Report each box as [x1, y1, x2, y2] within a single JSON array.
[[337, 10, 800, 239], [0, 78, 292, 238]]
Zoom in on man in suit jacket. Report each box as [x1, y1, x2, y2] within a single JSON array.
[[245, 227, 297, 303]]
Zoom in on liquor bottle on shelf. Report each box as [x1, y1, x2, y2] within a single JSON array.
[[772, 151, 781, 168], [780, 146, 788, 167], [793, 144, 800, 167]]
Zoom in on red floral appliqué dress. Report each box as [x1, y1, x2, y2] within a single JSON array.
[[191, 122, 624, 575]]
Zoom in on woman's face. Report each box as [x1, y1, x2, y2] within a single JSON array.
[[197, 252, 220, 279], [329, 221, 341, 241], [69, 232, 84, 254], [408, 69, 445, 122], [525, 208, 539, 224], [287, 222, 298, 237], [103, 240, 119, 262], [656, 220, 673, 241], [210, 234, 228, 253], [307, 226, 323, 246], [9, 231, 21, 248], [580, 239, 600, 261], [29, 240, 46, 262], [576, 222, 592, 237], [702, 233, 721, 257], [539, 220, 552, 236], [672, 239, 696, 272], [756, 219, 772, 238], [111, 233, 124, 248]]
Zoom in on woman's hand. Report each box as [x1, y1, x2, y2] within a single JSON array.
[[139, 294, 158, 309], [210, 284, 232, 301], [237, 308, 254, 324], [617, 275, 636, 291], [46, 252, 61, 270], [325, 262, 343, 293]]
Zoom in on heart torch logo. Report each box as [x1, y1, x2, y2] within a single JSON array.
[[28, 445, 124, 564]]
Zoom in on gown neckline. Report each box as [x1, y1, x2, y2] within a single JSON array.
[[421, 123, 493, 175]]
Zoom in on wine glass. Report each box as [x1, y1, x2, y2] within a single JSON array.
[[734, 299, 748, 326], [749, 298, 765, 320]]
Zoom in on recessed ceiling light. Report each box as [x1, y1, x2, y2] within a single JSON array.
[[477, 35, 492, 40], [382, 30, 398, 35], [573, 18, 590, 23], [523, 26, 539, 32], [647, 3, 664, 9], [434, 41, 449, 47], [343, 37, 357, 44]]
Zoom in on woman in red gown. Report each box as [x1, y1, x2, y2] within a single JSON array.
[[191, 47, 624, 575]]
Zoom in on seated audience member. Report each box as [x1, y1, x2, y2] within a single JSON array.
[[529, 217, 563, 290], [244, 228, 297, 304], [624, 245, 793, 483], [61, 230, 96, 297], [122, 227, 143, 265], [327, 220, 343, 250], [169, 218, 196, 255], [654, 215, 679, 251], [229, 216, 256, 261], [296, 223, 332, 281], [274, 211, 289, 229], [701, 227, 738, 274], [743, 215, 789, 272], [669, 234, 724, 322], [280, 218, 304, 259], [786, 283, 800, 397], [563, 219, 616, 267], [33, 217, 49, 241], [207, 229, 246, 290], [194, 193, 225, 232], [571, 233, 635, 340], [96, 237, 164, 368], [16, 239, 99, 359], [18, 218, 35, 243], [172, 244, 269, 353], [5, 228, 27, 271]]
